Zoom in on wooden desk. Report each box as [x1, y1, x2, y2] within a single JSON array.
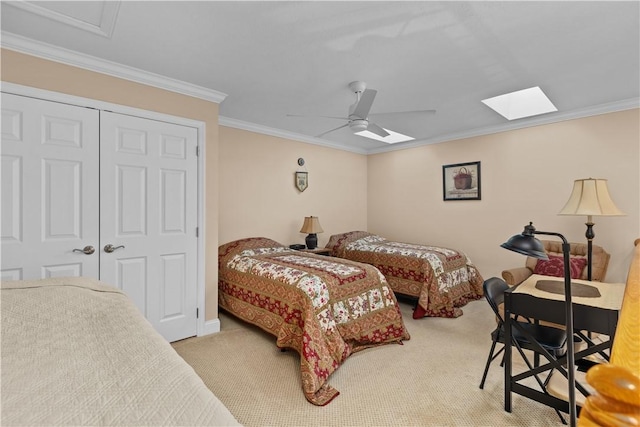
[[504, 274, 625, 416]]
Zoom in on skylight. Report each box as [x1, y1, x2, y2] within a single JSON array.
[[355, 128, 415, 144], [482, 86, 557, 120]]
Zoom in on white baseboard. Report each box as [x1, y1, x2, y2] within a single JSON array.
[[201, 318, 221, 336]]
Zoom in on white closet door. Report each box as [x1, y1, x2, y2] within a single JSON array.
[[1, 93, 99, 281], [99, 111, 198, 342]]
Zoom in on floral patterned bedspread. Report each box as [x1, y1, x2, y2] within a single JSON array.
[[218, 237, 410, 406], [326, 231, 484, 319]]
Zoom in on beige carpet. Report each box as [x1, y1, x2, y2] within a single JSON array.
[[172, 300, 568, 426]]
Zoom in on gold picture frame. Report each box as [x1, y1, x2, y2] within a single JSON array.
[[295, 171, 308, 192]]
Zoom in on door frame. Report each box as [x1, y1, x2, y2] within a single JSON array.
[[2, 82, 210, 338]]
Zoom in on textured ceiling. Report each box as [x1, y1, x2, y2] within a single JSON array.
[[2, 1, 639, 154]]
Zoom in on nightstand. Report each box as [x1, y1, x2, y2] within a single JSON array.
[[298, 248, 331, 256]]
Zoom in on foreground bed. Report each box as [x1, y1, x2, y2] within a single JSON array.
[[1, 277, 239, 426], [218, 237, 410, 406], [326, 231, 484, 319]]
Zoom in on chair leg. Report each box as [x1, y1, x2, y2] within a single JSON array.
[[513, 342, 566, 425], [557, 409, 567, 425], [479, 338, 500, 389]]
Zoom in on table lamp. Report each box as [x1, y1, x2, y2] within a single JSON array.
[[559, 178, 624, 281], [501, 222, 577, 427], [300, 216, 323, 249]]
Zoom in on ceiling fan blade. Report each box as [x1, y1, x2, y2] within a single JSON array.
[[368, 109, 436, 118], [287, 114, 349, 120], [316, 123, 349, 138], [351, 89, 377, 119], [366, 122, 390, 138]]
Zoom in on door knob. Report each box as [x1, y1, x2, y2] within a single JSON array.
[[73, 245, 95, 255], [104, 244, 125, 253]]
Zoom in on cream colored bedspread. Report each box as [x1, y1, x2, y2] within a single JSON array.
[[1, 277, 240, 426]]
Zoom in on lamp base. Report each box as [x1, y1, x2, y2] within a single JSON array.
[[305, 233, 317, 249]]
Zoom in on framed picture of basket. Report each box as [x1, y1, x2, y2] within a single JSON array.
[[442, 161, 481, 201]]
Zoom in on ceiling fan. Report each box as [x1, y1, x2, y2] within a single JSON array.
[[288, 81, 436, 140]]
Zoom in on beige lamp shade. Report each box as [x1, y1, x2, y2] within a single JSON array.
[[558, 178, 625, 217], [300, 216, 323, 234]]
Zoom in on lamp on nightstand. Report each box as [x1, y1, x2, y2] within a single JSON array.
[[300, 216, 323, 249]]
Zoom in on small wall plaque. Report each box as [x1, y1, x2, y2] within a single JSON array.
[[295, 171, 308, 192]]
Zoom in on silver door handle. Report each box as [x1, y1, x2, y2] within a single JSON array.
[[73, 245, 95, 255], [104, 244, 125, 253]]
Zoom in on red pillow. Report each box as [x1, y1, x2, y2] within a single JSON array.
[[533, 255, 587, 279]]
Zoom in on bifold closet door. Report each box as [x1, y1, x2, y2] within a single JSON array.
[[1, 93, 100, 281], [99, 111, 198, 342]]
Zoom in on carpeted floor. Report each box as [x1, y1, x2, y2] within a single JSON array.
[[172, 300, 568, 426]]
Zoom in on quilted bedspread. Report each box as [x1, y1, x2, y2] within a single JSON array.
[[218, 237, 410, 406], [326, 231, 484, 319], [1, 277, 240, 426]]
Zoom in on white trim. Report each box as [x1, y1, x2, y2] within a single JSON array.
[[219, 116, 369, 155], [222, 96, 639, 156], [7, 1, 121, 38], [3, 32, 635, 157], [195, 110, 208, 338], [1, 32, 227, 104], [366, 97, 640, 154], [1, 82, 213, 338], [203, 318, 222, 335], [1, 82, 204, 128]]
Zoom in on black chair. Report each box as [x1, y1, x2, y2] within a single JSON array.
[[479, 277, 568, 423]]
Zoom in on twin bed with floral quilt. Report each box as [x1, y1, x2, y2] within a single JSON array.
[[326, 231, 484, 319], [218, 237, 410, 406]]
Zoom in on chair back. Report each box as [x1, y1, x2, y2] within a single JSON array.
[[483, 277, 510, 323], [525, 240, 610, 281]]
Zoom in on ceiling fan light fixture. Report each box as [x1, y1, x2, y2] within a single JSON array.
[[349, 119, 369, 133], [292, 81, 431, 143], [355, 128, 415, 144]]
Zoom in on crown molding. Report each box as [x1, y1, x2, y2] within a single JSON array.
[[218, 116, 368, 155], [1, 32, 227, 104], [367, 97, 640, 155], [3, 33, 636, 155], [223, 96, 638, 156]]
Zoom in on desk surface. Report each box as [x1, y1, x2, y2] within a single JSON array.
[[513, 274, 624, 311]]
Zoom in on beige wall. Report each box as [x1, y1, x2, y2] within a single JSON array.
[[1, 49, 222, 321], [218, 126, 368, 247], [4, 48, 638, 329], [368, 109, 640, 283]]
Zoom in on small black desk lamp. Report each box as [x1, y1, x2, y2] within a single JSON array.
[[501, 222, 577, 427]]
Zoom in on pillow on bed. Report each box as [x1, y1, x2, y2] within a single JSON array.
[[219, 237, 292, 264], [326, 231, 374, 253], [533, 255, 587, 279]]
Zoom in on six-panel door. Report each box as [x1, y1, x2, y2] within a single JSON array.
[[1, 93, 100, 280], [1, 93, 199, 342], [99, 111, 198, 342]]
